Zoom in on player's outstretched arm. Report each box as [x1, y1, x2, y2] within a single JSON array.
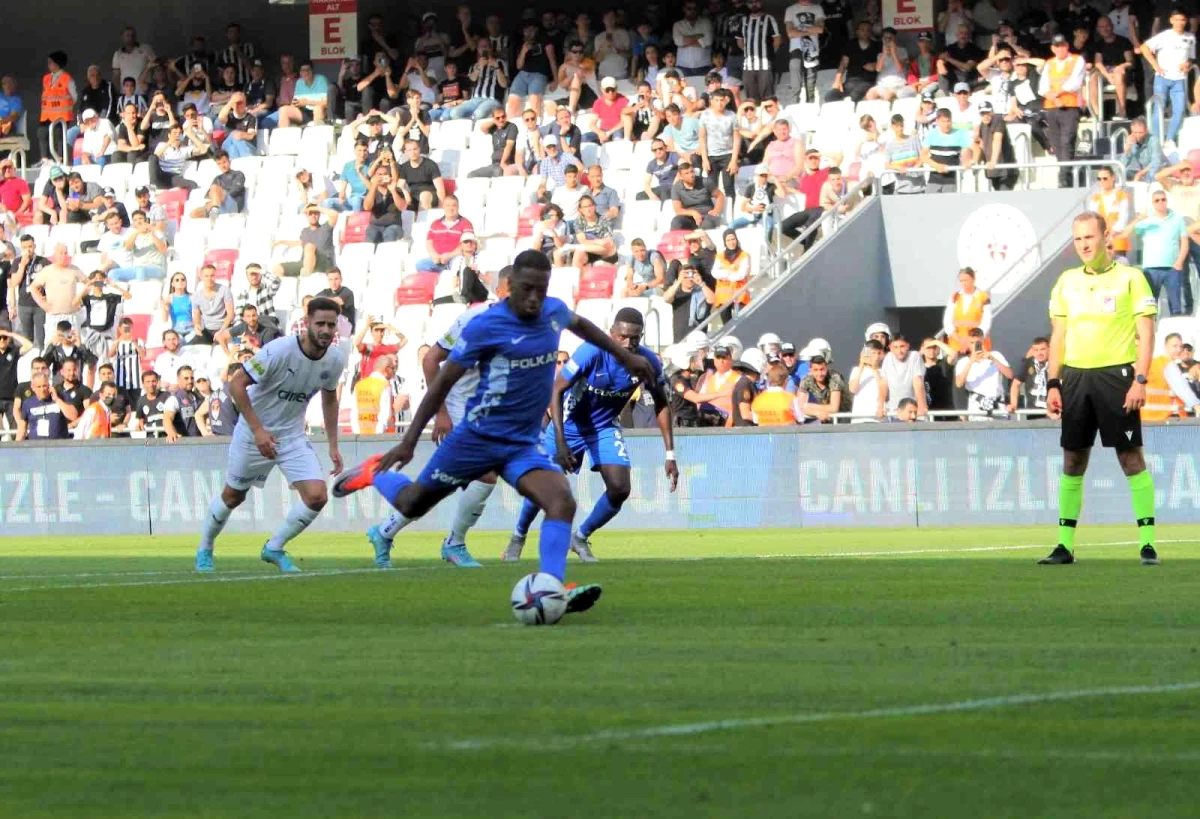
[[379, 361, 468, 472], [567, 313, 655, 384]]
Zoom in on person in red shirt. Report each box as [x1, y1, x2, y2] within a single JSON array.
[[0, 159, 32, 220], [415, 194, 475, 272], [584, 76, 629, 144], [353, 320, 407, 380]]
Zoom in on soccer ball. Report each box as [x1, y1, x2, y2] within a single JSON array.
[[510, 573, 568, 626]]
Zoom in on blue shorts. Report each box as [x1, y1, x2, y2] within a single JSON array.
[[541, 423, 631, 474], [510, 71, 550, 97], [417, 424, 559, 489]]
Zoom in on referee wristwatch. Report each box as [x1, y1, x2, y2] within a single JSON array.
[[1135, 374, 1148, 385]]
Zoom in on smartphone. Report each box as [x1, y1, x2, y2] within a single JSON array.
[[973, 341, 983, 353]]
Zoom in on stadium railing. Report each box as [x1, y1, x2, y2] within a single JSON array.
[[690, 176, 878, 338]]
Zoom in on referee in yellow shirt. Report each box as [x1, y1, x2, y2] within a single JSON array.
[[1042, 211, 1160, 565]]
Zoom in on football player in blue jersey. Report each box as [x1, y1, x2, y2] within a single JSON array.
[[505, 307, 679, 562], [333, 251, 655, 613]]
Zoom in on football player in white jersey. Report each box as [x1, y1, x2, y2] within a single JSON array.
[[195, 297, 349, 573], [363, 267, 512, 568]]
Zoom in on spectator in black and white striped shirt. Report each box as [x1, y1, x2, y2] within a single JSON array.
[[737, 0, 782, 102], [219, 23, 256, 85], [454, 39, 506, 122]]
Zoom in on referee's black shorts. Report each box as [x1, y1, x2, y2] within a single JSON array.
[[1060, 364, 1141, 451]]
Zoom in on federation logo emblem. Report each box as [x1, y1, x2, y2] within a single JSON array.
[[957, 203, 1040, 296]]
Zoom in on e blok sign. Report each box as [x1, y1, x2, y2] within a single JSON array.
[[883, 0, 934, 31], [310, 0, 358, 61]]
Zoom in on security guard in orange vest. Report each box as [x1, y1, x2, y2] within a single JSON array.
[[1038, 34, 1085, 188], [942, 267, 993, 353], [1143, 332, 1198, 421], [38, 50, 76, 164], [750, 364, 799, 425], [351, 356, 396, 434]]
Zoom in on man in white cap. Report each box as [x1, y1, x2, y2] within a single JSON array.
[[731, 164, 778, 236], [78, 109, 115, 166], [534, 132, 583, 191], [585, 77, 629, 145]]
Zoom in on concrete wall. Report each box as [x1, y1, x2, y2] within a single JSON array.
[[880, 188, 1087, 308], [720, 196, 894, 368]]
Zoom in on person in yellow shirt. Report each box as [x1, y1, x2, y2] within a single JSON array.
[[1041, 210, 1160, 565], [750, 364, 798, 426]]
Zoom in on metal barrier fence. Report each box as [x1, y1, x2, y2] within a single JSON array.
[[5, 422, 1200, 536]]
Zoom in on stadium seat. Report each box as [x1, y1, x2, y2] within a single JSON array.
[[573, 296, 613, 327], [657, 230, 692, 262], [548, 266, 580, 305], [425, 302, 467, 344], [341, 211, 370, 245], [204, 249, 239, 282], [336, 241, 376, 274], [125, 313, 153, 341], [581, 264, 617, 286], [517, 204, 543, 238], [47, 223, 82, 254], [267, 127, 303, 155], [394, 286, 432, 306]]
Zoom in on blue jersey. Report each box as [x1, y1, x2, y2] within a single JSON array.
[[560, 342, 664, 438], [449, 296, 574, 444]]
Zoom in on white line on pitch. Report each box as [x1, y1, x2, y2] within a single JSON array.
[[0, 538, 1192, 590], [0, 566, 431, 593], [436, 681, 1200, 751]]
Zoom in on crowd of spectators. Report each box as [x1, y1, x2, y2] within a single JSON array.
[[3, 3, 1200, 441]]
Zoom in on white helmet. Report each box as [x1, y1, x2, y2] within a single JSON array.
[[738, 348, 767, 375], [800, 337, 832, 362], [684, 329, 709, 354], [720, 335, 744, 358], [757, 332, 782, 351]]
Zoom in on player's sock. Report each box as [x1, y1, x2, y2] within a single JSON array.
[[539, 519, 571, 581], [578, 492, 624, 539], [199, 495, 234, 550], [449, 481, 495, 544], [1127, 470, 1156, 547], [379, 510, 413, 538], [265, 502, 320, 552], [514, 498, 540, 538], [372, 470, 412, 505], [1057, 474, 1084, 552]]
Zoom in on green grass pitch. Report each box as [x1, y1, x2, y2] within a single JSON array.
[[3, 525, 1200, 818]]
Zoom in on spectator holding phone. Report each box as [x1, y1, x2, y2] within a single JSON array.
[[954, 327, 1013, 420]]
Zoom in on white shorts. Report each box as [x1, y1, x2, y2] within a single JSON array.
[[225, 431, 324, 490], [445, 395, 467, 427]]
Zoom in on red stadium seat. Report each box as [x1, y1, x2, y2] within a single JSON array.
[[401, 271, 439, 291], [517, 204, 542, 238], [580, 264, 617, 286], [342, 211, 370, 245], [337, 406, 352, 435], [142, 347, 164, 371], [657, 230, 692, 262], [394, 286, 432, 306], [72, 138, 84, 162], [155, 188, 189, 206], [577, 278, 613, 299], [204, 249, 239, 282], [17, 198, 41, 226], [125, 313, 153, 341], [161, 200, 185, 230]]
